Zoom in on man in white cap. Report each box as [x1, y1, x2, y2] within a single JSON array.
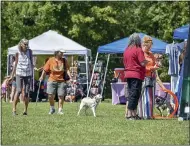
[[39, 49, 71, 114]]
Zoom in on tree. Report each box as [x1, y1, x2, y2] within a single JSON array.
[[1, 1, 189, 97]]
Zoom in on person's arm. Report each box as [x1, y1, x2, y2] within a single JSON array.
[[146, 53, 159, 71], [146, 64, 159, 71], [140, 60, 149, 67], [39, 59, 50, 81], [137, 49, 148, 67], [9, 53, 18, 80], [155, 70, 166, 90], [179, 51, 184, 65], [34, 66, 43, 71]]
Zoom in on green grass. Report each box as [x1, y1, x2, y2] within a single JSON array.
[[1, 101, 189, 145]]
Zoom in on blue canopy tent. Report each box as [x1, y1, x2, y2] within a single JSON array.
[[98, 33, 168, 54], [173, 24, 189, 40], [87, 33, 168, 97]]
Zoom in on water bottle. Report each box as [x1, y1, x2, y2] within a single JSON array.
[[178, 117, 184, 121]]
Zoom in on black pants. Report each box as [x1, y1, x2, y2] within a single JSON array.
[[127, 78, 142, 110]]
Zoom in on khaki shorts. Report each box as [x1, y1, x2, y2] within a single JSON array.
[[47, 81, 67, 97]]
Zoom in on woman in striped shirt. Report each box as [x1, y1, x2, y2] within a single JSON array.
[[9, 38, 33, 116]]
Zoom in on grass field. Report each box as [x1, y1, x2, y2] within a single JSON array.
[[1, 101, 189, 145]]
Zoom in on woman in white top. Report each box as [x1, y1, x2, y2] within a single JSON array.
[[9, 38, 33, 116]]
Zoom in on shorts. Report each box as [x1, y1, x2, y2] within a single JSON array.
[[12, 80, 16, 87], [47, 81, 67, 97], [16, 75, 31, 97]]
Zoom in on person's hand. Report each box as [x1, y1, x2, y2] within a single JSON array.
[[34, 67, 39, 71], [143, 60, 150, 64], [153, 64, 159, 70]]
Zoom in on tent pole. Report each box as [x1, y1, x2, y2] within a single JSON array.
[[6, 55, 9, 102], [6, 55, 9, 76], [85, 55, 89, 93], [72, 55, 74, 67], [100, 54, 110, 97], [87, 52, 99, 97], [32, 56, 35, 92]]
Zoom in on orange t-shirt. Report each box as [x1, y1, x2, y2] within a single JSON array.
[[144, 51, 156, 77], [43, 57, 69, 82]]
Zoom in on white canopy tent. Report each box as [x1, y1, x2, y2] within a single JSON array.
[[8, 30, 91, 56], [7, 30, 91, 91]]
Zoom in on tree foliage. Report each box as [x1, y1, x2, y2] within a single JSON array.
[[1, 1, 189, 97]]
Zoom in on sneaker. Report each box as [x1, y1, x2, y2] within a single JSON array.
[[57, 110, 64, 115], [23, 112, 27, 116], [126, 116, 135, 120], [134, 115, 142, 120], [49, 108, 55, 115], [12, 111, 18, 116]]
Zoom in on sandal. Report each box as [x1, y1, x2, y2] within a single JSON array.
[[133, 115, 142, 120]]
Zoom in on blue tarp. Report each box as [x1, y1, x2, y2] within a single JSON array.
[[98, 33, 168, 54], [173, 24, 189, 40]]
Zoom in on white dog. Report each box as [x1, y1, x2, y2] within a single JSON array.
[[77, 94, 102, 117]]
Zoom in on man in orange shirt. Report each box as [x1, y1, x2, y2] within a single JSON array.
[[39, 49, 71, 115]]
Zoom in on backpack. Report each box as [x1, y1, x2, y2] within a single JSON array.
[[26, 49, 33, 66]]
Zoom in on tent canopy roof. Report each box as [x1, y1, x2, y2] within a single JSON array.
[[98, 33, 168, 54], [8, 30, 91, 56], [173, 24, 189, 40]]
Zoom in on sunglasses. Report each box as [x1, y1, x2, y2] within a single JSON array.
[[21, 43, 28, 47]]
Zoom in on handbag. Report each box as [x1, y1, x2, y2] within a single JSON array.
[[145, 77, 153, 87], [63, 58, 70, 81]]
